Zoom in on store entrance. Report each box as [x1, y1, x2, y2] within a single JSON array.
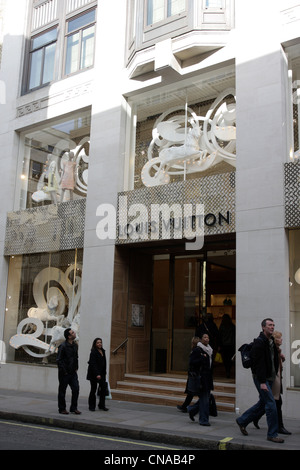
[[150, 249, 236, 378]]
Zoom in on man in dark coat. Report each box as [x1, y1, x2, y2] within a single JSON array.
[[56, 327, 81, 415], [236, 318, 284, 443]]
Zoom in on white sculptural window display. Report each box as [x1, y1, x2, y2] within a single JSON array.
[[4, 249, 82, 364], [133, 87, 236, 189]]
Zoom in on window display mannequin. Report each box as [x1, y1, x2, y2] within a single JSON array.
[[45, 160, 59, 204], [60, 151, 76, 202]]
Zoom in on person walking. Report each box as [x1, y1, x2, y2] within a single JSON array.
[[187, 333, 214, 426], [87, 338, 108, 411], [56, 327, 81, 415], [236, 318, 284, 443], [176, 336, 199, 413], [253, 330, 291, 435]]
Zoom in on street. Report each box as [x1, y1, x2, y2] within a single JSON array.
[[0, 419, 200, 452]]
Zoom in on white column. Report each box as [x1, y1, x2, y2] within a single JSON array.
[[235, 0, 290, 411], [78, 0, 128, 394]]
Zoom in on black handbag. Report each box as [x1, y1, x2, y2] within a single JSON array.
[[97, 381, 109, 397]]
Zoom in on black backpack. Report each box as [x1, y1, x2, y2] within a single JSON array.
[[238, 342, 254, 369], [238, 337, 263, 369]]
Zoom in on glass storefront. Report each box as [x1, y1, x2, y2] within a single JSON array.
[[16, 109, 90, 210], [289, 230, 300, 388], [128, 71, 236, 191], [3, 249, 82, 364]]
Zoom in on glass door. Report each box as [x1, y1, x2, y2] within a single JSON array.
[[150, 255, 205, 374], [171, 256, 205, 372]]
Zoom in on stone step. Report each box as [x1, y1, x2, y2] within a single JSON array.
[[111, 373, 236, 412], [110, 389, 235, 412]]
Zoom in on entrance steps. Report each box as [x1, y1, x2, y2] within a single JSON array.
[[110, 373, 235, 412]]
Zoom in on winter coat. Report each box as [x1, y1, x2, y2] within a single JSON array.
[[56, 340, 78, 375], [251, 332, 279, 384], [188, 345, 214, 392], [86, 348, 107, 381]]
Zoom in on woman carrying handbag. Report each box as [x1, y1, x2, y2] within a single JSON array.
[[87, 338, 109, 411]]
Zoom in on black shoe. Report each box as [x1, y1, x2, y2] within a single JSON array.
[[89, 408, 96, 411], [188, 411, 195, 422], [253, 419, 260, 429], [59, 409, 69, 415], [99, 406, 109, 411], [177, 405, 187, 413], [70, 409, 81, 415], [278, 427, 291, 435], [236, 418, 248, 436]]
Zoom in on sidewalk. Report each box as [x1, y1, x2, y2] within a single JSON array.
[[0, 388, 299, 450]]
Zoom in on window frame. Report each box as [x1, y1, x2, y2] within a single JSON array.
[[64, 7, 96, 77], [145, 0, 187, 28], [28, 26, 58, 91]]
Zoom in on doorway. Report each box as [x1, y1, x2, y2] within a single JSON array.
[[150, 249, 236, 377]]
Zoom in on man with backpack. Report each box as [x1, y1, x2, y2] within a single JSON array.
[[236, 318, 284, 443]]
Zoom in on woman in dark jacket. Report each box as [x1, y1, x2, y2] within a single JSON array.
[[87, 338, 108, 411], [187, 333, 214, 426]]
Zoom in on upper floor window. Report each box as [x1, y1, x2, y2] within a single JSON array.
[[29, 27, 57, 90], [24, 0, 97, 93], [65, 9, 96, 75], [146, 0, 186, 26]]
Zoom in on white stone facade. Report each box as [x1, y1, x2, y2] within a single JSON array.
[[0, 0, 300, 419]]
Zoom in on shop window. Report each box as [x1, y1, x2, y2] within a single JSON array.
[[127, 78, 236, 190], [146, 0, 186, 26], [16, 109, 90, 210], [28, 27, 57, 90], [289, 230, 300, 388], [65, 9, 96, 75], [4, 249, 82, 365]]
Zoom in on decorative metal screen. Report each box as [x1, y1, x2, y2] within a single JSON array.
[[285, 161, 300, 228], [116, 172, 236, 244], [5, 199, 86, 255]]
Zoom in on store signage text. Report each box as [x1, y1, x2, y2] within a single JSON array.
[[96, 197, 231, 250]]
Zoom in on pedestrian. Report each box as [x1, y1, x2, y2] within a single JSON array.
[[187, 333, 214, 426], [176, 336, 199, 413], [218, 313, 235, 378], [56, 327, 81, 415], [236, 318, 284, 443], [87, 337, 108, 411], [253, 330, 291, 435]]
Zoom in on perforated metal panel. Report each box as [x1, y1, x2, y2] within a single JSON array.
[[285, 161, 300, 228], [116, 172, 236, 244], [5, 199, 86, 255]]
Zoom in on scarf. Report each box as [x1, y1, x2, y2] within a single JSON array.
[[197, 342, 213, 366]]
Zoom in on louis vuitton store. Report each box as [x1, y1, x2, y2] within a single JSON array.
[[1, 59, 300, 419]]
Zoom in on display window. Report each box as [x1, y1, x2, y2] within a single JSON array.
[[289, 230, 300, 388], [16, 110, 90, 210], [3, 249, 83, 364], [127, 72, 236, 190]]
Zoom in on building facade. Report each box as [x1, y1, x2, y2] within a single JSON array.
[[0, 0, 300, 418]]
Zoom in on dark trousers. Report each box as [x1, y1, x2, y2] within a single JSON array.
[[88, 377, 106, 410], [58, 371, 79, 412]]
